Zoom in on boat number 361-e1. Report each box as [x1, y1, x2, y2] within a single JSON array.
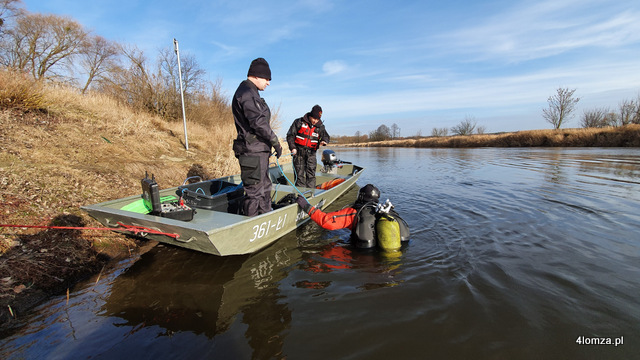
[[249, 214, 287, 242]]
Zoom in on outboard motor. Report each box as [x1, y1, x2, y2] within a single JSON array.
[[321, 149, 342, 174], [321, 149, 338, 167]]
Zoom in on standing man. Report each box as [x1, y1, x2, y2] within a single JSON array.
[[286, 105, 330, 188], [232, 58, 282, 216]]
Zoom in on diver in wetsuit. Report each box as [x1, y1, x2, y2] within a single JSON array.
[[295, 184, 410, 250]]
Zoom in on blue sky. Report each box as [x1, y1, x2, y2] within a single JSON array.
[[20, 0, 640, 137]]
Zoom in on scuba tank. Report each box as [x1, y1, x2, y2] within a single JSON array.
[[376, 213, 402, 252], [353, 203, 377, 249], [375, 199, 404, 252], [352, 199, 410, 251]]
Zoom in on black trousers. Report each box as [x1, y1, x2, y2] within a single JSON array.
[[238, 152, 271, 216], [293, 148, 317, 189]]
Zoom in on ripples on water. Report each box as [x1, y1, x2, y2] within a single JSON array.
[[1, 148, 639, 359]]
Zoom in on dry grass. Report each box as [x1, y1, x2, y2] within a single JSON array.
[[0, 70, 47, 110], [343, 126, 640, 148], [0, 69, 243, 251]]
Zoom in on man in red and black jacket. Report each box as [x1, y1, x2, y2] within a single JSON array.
[[232, 58, 282, 216], [286, 105, 330, 189]]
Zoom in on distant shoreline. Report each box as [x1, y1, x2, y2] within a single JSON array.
[[334, 125, 640, 148]]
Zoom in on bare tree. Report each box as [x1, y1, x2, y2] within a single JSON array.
[[157, 47, 206, 120], [619, 99, 637, 126], [431, 127, 448, 137], [451, 115, 477, 136], [96, 43, 214, 123], [390, 123, 400, 139], [186, 78, 232, 126], [581, 107, 609, 128], [0, 0, 24, 36], [634, 95, 640, 124], [158, 48, 204, 95], [3, 13, 87, 80], [542, 87, 580, 129], [79, 35, 119, 94], [605, 111, 619, 127], [97, 44, 154, 111]]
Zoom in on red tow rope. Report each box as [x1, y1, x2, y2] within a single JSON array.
[[0, 223, 180, 239]]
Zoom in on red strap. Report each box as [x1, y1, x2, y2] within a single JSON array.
[[0, 223, 180, 239]]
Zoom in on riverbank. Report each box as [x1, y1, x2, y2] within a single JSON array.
[[337, 126, 640, 148], [0, 73, 242, 332]]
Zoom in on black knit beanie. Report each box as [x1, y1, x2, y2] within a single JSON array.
[[310, 104, 322, 120], [247, 58, 271, 80]]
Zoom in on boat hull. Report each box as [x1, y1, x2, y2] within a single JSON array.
[[82, 162, 363, 256]]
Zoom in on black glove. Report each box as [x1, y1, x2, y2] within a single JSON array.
[[295, 195, 311, 212], [274, 143, 283, 158]]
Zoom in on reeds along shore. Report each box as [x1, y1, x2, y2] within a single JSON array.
[[340, 125, 640, 148]]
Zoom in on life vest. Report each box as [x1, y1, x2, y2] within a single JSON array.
[[352, 204, 410, 251], [294, 122, 320, 150], [316, 178, 345, 190]]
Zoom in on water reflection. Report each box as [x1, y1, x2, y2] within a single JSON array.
[[103, 247, 243, 337], [295, 241, 404, 289], [100, 234, 298, 358]]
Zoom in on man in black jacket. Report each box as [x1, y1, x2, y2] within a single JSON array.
[[286, 105, 330, 188], [232, 58, 282, 216]]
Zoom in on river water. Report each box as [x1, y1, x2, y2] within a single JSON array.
[[1, 147, 639, 359]]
